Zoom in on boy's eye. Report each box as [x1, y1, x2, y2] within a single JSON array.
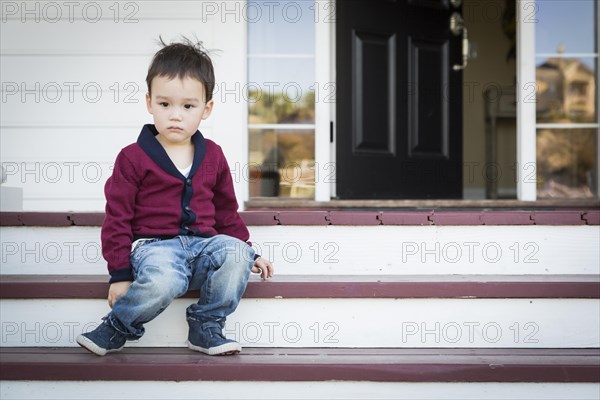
[[184, 104, 194, 109], [159, 102, 169, 107]]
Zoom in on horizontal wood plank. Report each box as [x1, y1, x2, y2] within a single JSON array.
[[1, 275, 598, 299], [1, 347, 598, 382], [1, 210, 599, 226]]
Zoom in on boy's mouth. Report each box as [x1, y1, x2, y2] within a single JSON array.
[[168, 126, 184, 131]]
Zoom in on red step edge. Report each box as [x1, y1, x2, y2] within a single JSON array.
[[1, 210, 599, 226], [1, 275, 599, 299], [1, 347, 598, 382]]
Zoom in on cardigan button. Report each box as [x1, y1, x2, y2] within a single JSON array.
[[183, 225, 189, 230], [186, 178, 192, 185], [184, 206, 191, 211]]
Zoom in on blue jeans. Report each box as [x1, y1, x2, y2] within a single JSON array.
[[106, 234, 255, 339]]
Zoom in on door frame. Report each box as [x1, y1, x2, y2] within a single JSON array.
[[516, 0, 537, 201], [314, 0, 335, 201], [310, 0, 592, 203], [326, 0, 465, 200]]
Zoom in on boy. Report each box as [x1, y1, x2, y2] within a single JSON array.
[[77, 38, 273, 356]]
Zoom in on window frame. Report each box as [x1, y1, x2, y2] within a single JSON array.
[[518, 0, 600, 201], [245, 0, 599, 204], [314, 0, 335, 201], [245, 0, 329, 201]]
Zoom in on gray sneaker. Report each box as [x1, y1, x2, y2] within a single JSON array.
[[186, 318, 241, 356], [76, 321, 126, 356]]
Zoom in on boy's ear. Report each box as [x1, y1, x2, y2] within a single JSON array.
[[201, 99, 214, 120], [145, 93, 152, 114]]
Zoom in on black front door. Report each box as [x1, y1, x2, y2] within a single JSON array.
[[336, 0, 463, 199]]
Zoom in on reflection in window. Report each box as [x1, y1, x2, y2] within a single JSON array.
[[534, 0, 598, 198], [537, 129, 597, 198], [247, 0, 315, 198], [248, 79, 315, 125], [249, 129, 315, 198], [536, 56, 596, 123], [535, 0, 595, 54]]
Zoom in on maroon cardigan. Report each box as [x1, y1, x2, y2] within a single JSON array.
[[102, 124, 250, 283]]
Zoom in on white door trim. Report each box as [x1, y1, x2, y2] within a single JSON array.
[[314, 0, 335, 201], [516, 0, 537, 201]]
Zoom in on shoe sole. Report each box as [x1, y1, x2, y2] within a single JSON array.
[[186, 340, 241, 356], [76, 334, 124, 356]]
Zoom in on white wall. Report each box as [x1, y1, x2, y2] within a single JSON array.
[[0, 0, 247, 211]]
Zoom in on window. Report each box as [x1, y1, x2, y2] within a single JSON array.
[[535, 0, 598, 198], [247, 0, 316, 199]]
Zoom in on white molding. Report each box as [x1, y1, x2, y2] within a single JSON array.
[[516, 0, 537, 201], [248, 124, 315, 131], [536, 124, 599, 129], [314, 0, 333, 202], [536, 53, 598, 58], [240, 7, 250, 210], [248, 54, 315, 59], [329, 0, 337, 199]]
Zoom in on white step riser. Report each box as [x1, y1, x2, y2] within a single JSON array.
[[2, 226, 599, 275], [2, 381, 599, 400], [2, 298, 598, 348]]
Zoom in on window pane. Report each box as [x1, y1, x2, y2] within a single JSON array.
[[249, 129, 315, 198], [247, 0, 315, 55], [247, 0, 315, 200], [535, 0, 596, 54], [248, 58, 315, 124], [536, 56, 597, 123], [537, 129, 597, 198]]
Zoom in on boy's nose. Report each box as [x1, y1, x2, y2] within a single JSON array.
[[170, 109, 183, 120]]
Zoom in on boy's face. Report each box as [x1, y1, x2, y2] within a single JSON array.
[[146, 75, 213, 145]]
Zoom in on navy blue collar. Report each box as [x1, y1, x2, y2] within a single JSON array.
[[136, 124, 206, 180]]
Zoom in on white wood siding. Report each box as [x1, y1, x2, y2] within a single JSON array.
[[1, 1, 247, 211]]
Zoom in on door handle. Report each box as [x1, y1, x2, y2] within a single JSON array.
[[450, 12, 469, 71]]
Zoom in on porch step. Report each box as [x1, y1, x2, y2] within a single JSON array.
[[3, 225, 599, 276], [2, 347, 599, 383], [2, 275, 599, 348], [1, 212, 599, 399], [2, 274, 599, 299]]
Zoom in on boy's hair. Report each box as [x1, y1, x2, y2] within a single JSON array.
[[146, 36, 215, 102]]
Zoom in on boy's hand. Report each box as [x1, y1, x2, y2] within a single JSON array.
[[252, 256, 274, 279], [108, 281, 132, 308]]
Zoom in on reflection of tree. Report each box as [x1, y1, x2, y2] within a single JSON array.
[[277, 132, 314, 164], [537, 129, 596, 197], [248, 89, 316, 198], [535, 48, 597, 197], [259, 132, 315, 198], [248, 90, 315, 124]]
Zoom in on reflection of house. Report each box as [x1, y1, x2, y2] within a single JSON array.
[[535, 47, 596, 198], [536, 49, 596, 122]]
